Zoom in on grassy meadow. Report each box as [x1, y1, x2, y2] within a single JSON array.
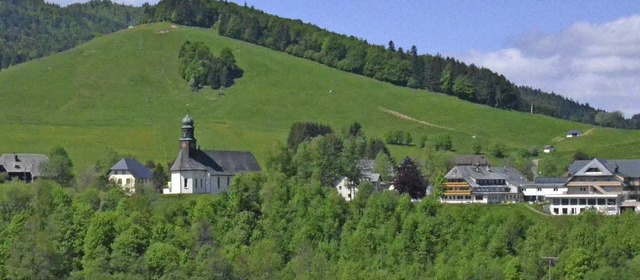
[[1, 23, 639, 172]]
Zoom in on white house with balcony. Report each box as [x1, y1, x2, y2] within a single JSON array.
[[441, 155, 525, 204], [546, 158, 640, 215]]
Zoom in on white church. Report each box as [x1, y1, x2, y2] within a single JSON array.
[[163, 114, 261, 195]]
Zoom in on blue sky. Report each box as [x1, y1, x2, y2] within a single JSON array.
[[47, 0, 640, 116]]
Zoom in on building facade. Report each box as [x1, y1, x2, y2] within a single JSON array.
[[0, 154, 48, 183], [521, 177, 567, 203], [546, 158, 640, 215], [164, 114, 261, 195], [108, 158, 152, 193], [442, 156, 525, 204]]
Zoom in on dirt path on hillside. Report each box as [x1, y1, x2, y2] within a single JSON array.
[[524, 204, 551, 216], [553, 128, 594, 142], [581, 128, 594, 137], [379, 107, 460, 132]]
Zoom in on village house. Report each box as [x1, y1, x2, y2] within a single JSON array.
[[108, 158, 152, 193], [0, 153, 48, 183], [441, 155, 525, 204], [520, 177, 567, 203], [336, 159, 384, 201], [164, 114, 261, 195], [566, 130, 581, 138], [543, 145, 555, 153], [546, 158, 640, 215]]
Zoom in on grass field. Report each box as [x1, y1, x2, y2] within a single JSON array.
[[1, 23, 640, 172]]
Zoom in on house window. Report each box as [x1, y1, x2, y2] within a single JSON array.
[[184, 178, 188, 188], [217, 177, 220, 189], [537, 188, 542, 192], [227, 177, 230, 186], [553, 188, 558, 192], [126, 179, 131, 184]]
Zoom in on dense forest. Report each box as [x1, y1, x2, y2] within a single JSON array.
[[0, 0, 142, 70], [142, 0, 640, 129], [2, 130, 640, 279]]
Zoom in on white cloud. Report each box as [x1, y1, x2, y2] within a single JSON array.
[[462, 15, 640, 117]]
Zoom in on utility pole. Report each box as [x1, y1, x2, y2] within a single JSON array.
[[541, 256, 558, 280]]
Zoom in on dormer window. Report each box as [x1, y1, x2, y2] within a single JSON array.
[[586, 167, 600, 173]]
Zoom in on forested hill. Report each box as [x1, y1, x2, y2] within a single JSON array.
[[0, 0, 142, 70], [142, 0, 640, 128]]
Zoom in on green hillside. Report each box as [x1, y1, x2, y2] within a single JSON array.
[[1, 23, 639, 171]]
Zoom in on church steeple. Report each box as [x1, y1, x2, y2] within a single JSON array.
[[179, 113, 197, 150]]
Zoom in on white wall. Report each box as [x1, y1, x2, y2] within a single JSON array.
[[109, 173, 136, 193], [165, 171, 235, 195], [336, 177, 357, 201]]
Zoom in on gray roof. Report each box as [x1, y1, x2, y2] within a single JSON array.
[[110, 158, 152, 179], [171, 148, 261, 174], [522, 177, 567, 188], [568, 158, 640, 178], [534, 177, 566, 184], [445, 165, 526, 187], [0, 154, 49, 177], [453, 155, 490, 166]]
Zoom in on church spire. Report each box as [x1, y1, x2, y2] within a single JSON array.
[[180, 113, 197, 150]]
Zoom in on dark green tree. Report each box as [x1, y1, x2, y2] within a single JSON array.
[[489, 143, 506, 158], [434, 134, 453, 151], [393, 157, 427, 199], [42, 146, 75, 187]]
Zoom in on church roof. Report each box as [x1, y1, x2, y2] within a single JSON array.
[[170, 149, 261, 174], [0, 154, 49, 177], [110, 158, 152, 179]]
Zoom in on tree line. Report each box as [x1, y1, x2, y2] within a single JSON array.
[[141, 0, 640, 129], [0, 0, 142, 70]]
